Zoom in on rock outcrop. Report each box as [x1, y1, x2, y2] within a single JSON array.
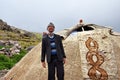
[[0, 40, 21, 56], [1, 23, 120, 80], [0, 19, 41, 53]]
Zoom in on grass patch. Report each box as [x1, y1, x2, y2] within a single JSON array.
[[0, 49, 27, 70], [0, 45, 4, 49]]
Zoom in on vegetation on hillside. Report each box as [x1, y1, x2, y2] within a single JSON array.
[[0, 19, 42, 70], [0, 30, 42, 48], [0, 30, 42, 70], [0, 49, 27, 70]]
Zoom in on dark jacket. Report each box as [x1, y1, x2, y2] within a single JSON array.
[[41, 34, 66, 63]]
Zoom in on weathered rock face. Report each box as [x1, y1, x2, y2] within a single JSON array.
[[1, 24, 120, 80]]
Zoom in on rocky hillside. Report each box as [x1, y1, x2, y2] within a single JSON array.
[[0, 19, 42, 78], [0, 19, 42, 48], [0, 19, 40, 39]]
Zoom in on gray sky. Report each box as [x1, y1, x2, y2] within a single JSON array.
[[0, 0, 120, 32]]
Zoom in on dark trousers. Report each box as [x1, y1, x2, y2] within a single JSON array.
[[48, 60, 64, 80]]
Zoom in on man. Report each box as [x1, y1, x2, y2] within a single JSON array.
[[41, 22, 66, 80]]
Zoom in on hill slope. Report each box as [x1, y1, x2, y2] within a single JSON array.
[[0, 19, 42, 48], [0, 19, 42, 76]]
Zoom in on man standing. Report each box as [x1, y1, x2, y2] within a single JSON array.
[[41, 22, 66, 80]]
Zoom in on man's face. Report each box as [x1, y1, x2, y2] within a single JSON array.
[[47, 26, 55, 33]]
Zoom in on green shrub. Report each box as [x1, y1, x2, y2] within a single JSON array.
[[0, 54, 10, 62], [0, 54, 13, 70], [2, 62, 14, 69], [0, 62, 6, 70], [0, 45, 4, 49]]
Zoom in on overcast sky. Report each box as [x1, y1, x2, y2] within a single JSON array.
[[0, 0, 120, 32]]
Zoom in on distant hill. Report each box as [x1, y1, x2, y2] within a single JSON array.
[[0, 19, 42, 48]]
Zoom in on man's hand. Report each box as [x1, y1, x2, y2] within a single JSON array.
[[63, 58, 66, 64], [41, 62, 46, 68], [43, 32, 47, 36]]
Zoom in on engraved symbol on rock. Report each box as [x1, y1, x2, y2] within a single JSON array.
[[85, 37, 108, 80]]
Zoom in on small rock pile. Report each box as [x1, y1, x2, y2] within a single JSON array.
[[0, 40, 21, 56]]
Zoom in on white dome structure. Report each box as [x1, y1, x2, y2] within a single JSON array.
[[1, 23, 120, 80]]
